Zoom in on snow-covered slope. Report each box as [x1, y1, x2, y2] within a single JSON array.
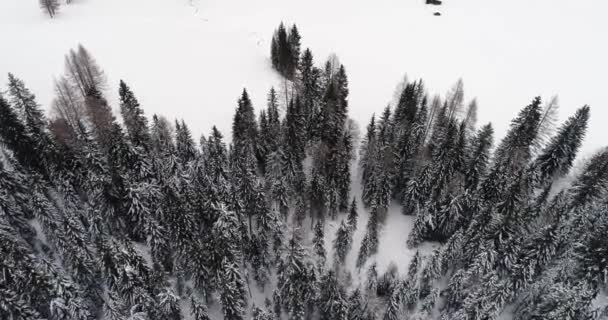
[[1, 0, 606, 155]]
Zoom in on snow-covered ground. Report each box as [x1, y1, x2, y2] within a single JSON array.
[[1, 0, 606, 155]]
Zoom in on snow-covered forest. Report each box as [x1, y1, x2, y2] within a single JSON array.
[[2, 1, 608, 320]]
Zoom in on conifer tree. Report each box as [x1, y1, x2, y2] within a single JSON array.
[[273, 23, 292, 78], [365, 262, 378, 294], [8, 74, 63, 180], [284, 96, 306, 166], [298, 48, 321, 136], [360, 115, 378, 207], [277, 235, 317, 320], [219, 259, 247, 320], [258, 88, 282, 171], [0, 94, 41, 173], [265, 148, 291, 217], [252, 306, 273, 320], [288, 24, 302, 77], [270, 36, 279, 71], [150, 114, 175, 155], [480, 97, 543, 203], [357, 208, 379, 269], [463, 123, 494, 190], [529, 105, 590, 187], [347, 198, 359, 231], [333, 220, 352, 264], [175, 120, 198, 163], [190, 297, 211, 320], [119, 80, 151, 151], [319, 271, 348, 320], [313, 220, 327, 266]]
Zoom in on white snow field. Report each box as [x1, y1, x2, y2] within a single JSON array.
[[1, 0, 607, 155]]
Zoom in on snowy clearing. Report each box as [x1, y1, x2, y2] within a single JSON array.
[[1, 0, 606, 154]]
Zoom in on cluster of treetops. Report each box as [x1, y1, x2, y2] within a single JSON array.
[[1, 23, 607, 320]]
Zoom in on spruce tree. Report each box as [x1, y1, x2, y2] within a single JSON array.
[[347, 198, 359, 231], [298, 48, 321, 137], [175, 120, 198, 163], [360, 115, 378, 207], [277, 235, 317, 320], [219, 259, 247, 320], [333, 220, 352, 264], [288, 24, 302, 78], [0, 94, 40, 173], [529, 105, 590, 187], [277, 23, 291, 77], [119, 80, 151, 151], [190, 297, 211, 320], [463, 123, 494, 190], [357, 208, 379, 269], [318, 271, 348, 320], [313, 220, 327, 266], [284, 96, 306, 165]]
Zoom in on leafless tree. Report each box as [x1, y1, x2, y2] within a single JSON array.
[[532, 95, 560, 155], [64, 45, 107, 97], [51, 76, 87, 134], [445, 78, 465, 121], [423, 95, 442, 143], [49, 118, 78, 148], [462, 98, 478, 136], [39, 0, 60, 18]]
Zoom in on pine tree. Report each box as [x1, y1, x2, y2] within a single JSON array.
[[270, 36, 279, 70], [119, 80, 151, 151], [313, 220, 327, 266], [277, 236, 317, 320], [347, 198, 359, 231], [258, 88, 282, 172], [319, 271, 348, 320], [383, 282, 402, 320], [376, 264, 398, 297], [150, 114, 175, 155], [333, 220, 353, 264], [365, 262, 378, 294], [0, 288, 42, 320], [529, 105, 590, 187], [288, 24, 302, 78], [463, 123, 494, 190], [357, 208, 379, 269], [0, 93, 41, 173], [190, 297, 211, 320], [284, 96, 306, 165], [252, 306, 273, 320], [566, 148, 608, 210], [265, 148, 291, 218], [232, 89, 258, 169], [219, 258, 247, 320], [158, 288, 182, 320], [298, 48, 321, 137], [0, 221, 55, 318], [480, 97, 543, 203], [175, 120, 198, 163], [360, 115, 378, 207]]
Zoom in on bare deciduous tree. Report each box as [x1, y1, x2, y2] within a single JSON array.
[[445, 78, 465, 121], [51, 76, 86, 134], [39, 0, 60, 18], [64, 45, 107, 97]]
